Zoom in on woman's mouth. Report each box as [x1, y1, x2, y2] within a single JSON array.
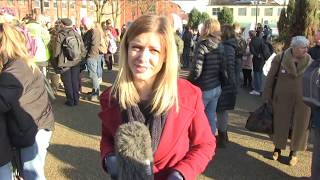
[[135, 65, 148, 73]]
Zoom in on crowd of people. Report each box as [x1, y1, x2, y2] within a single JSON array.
[[0, 7, 319, 180]]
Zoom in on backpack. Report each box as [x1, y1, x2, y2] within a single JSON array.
[[62, 32, 81, 61], [108, 38, 117, 54], [235, 36, 247, 57], [302, 60, 320, 108]]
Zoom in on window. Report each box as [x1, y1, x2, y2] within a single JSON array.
[[264, 8, 273, 16], [238, 8, 246, 16], [251, 8, 260, 16], [44, 0, 50, 8], [61, 0, 67, 8], [212, 8, 220, 16], [53, 1, 57, 8], [34, 0, 40, 8], [70, 0, 76, 9]]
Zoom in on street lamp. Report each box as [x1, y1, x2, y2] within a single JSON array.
[[255, 0, 260, 29]]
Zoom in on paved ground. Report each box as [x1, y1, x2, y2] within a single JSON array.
[[45, 66, 312, 180]]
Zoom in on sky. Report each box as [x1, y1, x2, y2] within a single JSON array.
[[171, 0, 208, 13]]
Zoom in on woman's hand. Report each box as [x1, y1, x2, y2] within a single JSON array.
[[167, 170, 184, 180]]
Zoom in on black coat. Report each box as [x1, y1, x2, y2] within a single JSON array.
[[217, 38, 237, 112], [249, 37, 270, 72], [188, 34, 223, 91], [0, 114, 11, 166]]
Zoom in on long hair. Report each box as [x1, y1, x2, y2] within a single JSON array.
[[0, 23, 35, 71], [111, 15, 179, 115], [202, 18, 221, 38], [221, 24, 236, 41]]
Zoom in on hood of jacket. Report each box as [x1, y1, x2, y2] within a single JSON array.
[[223, 38, 237, 49]]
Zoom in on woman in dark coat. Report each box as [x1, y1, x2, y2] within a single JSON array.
[[0, 115, 12, 179], [263, 36, 311, 166], [216, 24, 237, 147]]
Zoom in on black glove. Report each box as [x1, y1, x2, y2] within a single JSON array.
[[105, 155, 118, 179], [167, 170, 184, 180]]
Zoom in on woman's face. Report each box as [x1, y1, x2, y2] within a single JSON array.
[[292, 46, 308, 59], [128, 32, 164, 83]]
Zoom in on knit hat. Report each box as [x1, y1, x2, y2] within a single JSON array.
[[61, 18, 72, 26]]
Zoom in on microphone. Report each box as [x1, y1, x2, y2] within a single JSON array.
[[115, 121, 154, 180]]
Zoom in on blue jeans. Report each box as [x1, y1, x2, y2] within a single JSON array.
[[96, 55, 104, 79], [20, 129, 52, 180], [253, 71, 263, 92], [202, 86, 222, 135], [312, 128, 320, 180], [86, 57, 100, 91], [0, 162, 13, 180]]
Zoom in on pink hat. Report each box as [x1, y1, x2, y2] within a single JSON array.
[[81, 17, 92, 28]]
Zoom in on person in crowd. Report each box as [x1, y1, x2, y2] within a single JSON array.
[[120, 24, 126, 40], [242, 30, 254, 89], [188, 18, 223, 136], [0, 22, 54, 180], [81, 17, 102, 101], [249, 28, 271, 96], [104, 27, 117, 71], [263, 36, 311, 166], [52, 18, 85, 106], [25, 16, 51, 77], [233, 23, 247, 89], [105, 19, 118, 39], [182, 25, 193, 68], [94, 22, 107, 83], [307, 31, 320, 180], [216, 24, 237, 148], [99, 15, 215, 180]]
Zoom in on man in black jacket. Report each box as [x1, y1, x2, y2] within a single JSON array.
[[182, 26, 193, 68], [53, 18, 85, 106], [249, 29, 270, 95]]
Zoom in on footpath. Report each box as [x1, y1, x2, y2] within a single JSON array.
[[45, 67, 312, 180]]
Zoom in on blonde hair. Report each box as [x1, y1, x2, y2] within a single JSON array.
[[111, 15, 179, 115], [0, 23, 35, 71], [202, 18, 221, 38]]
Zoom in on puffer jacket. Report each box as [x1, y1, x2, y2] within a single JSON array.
[[217, 38, 237, 112], [0, 114, 11, 166], [188, 33, 223, 91]]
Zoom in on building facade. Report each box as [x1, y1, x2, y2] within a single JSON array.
[[207, 0, 286, 27]]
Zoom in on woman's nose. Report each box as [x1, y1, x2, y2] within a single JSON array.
[[139, 48, 151, 61]]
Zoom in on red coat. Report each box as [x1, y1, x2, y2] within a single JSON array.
[[99, 78, 216, 180]]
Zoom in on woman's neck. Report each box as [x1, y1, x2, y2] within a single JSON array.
[[134, 80, 154, 101]]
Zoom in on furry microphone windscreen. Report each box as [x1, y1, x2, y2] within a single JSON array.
[[115, 121, 154, 180]]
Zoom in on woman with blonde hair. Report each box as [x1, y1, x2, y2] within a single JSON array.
[[188, 18, 223, 137], [99, 15, 215, 179], [0, 23, 54, 179]]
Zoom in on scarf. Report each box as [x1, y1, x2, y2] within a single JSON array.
[[122, 102, 167, 152]]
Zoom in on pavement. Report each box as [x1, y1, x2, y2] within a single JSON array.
[[45, 66, 312, 180]]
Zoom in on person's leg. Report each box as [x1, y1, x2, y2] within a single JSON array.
[[202, 86, 221, 135], [248, 69, 253, 89], [217, 110, 229, 148], [61, 69, 74, 106], [0, 162, 13, 180], [86, 58, 99, 93], [71, 65, 80, 105], [257, 71, 263, 93], [311, 128, 320, 180], [96, 55, 103, 79], [253, 71, 259, 92], [20, 129, 52, 180], [242, 69, 248, 86], [109, 54, 114, 70]]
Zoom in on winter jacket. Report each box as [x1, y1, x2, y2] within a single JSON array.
[[99, 79, 216, 180], [0, 59, 55, 134], [216, 38, 237, 112], [263, 49, 311, 151], [242, 45, 253, 70], [0, 114, 11, 166], [249, 36, 270, 72], [308, 45, 320, 60], [189, 33, 223, 91], [83, 28, 101, 59], [52, 27, 86, 71]]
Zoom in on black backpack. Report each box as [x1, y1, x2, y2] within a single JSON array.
[[62, 32, 81, 61]]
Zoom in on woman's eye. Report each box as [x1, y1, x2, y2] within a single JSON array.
[[150, 49, 160, 54]]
